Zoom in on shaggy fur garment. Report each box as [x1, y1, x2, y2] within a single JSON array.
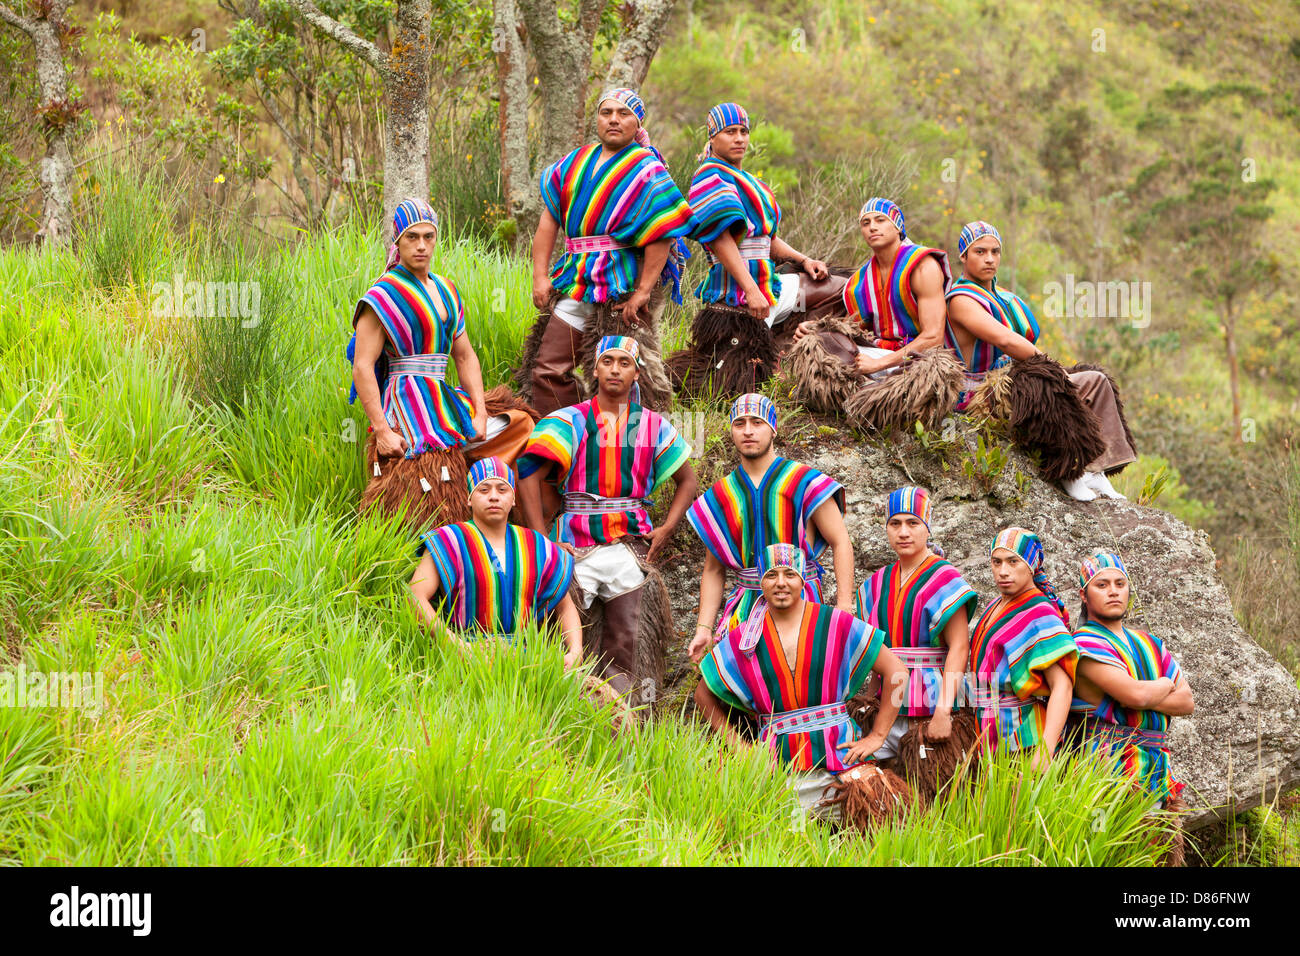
[[843, 348, 967, 433], [1157, 792, 1188, 867], [780, 314, 873, 414], [361, 438, 469, 533], [577, 284, 673, 410], [818, 762, 915, 831], [666, 303, 779, 400], [895, 709, 982, 806], [1065, 362, 1138, 475]]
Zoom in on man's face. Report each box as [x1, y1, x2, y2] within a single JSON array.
[[398, 226, 437, 271], [990, 549, 1033, 596], [859, 212, 899, 250], [712, 124, 749, 165], [596, 102, 638, 150], [594, 350, 638, 397], [470, 478, 514, 522], [730, 415, 774, 459], [760, 565, 803, 609], [1082, 569, 1130, 623], [885, 515, 927, 560], [960, 237, 1001, 282]]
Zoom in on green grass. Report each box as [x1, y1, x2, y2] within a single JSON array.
[[0, 223, 1193, 866]]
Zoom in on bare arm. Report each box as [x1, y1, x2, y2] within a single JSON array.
[[353, 306, 405, 457], [519, 471, 548, 536], [861, 257, 949, 373], [706, 230, 769, 320], [408, 554, 473, 653], [1077, 659, 1175, 711], [531, 209, 560, 310], [555, 593, 583, 670], [936, 609, 970, 716], [810, 498, 855, 612], [620, 237, 672, 325], [449, 331, 487, 441], [694, 680, 749, 750], [948, 293, 1041, 360], [688, 551, 727, 663], [645, 461, 698, 563], [770, 236, 828, 280], [1038, 662, 1074, 758], [839, 645, 907, 763], [1158, 675, 1194, 717]]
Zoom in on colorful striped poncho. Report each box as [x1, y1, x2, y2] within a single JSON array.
[[701, 602, 885, 773], [854, 554, 979, 716], [687, 158, 781, 307], [352, 264, 475, 456], [685, 458, 844, 632], [944, 277, 1040, 409], [419, 520, 574, 640], [969, 588, 1079, 752], [1073, 622, 1184, 800], [842, 242, 953, 350], [540, 143, 694, 304], [515, 397, 691, 547]]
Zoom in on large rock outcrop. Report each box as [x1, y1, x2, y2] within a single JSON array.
[[656, 420, 1300, 830]]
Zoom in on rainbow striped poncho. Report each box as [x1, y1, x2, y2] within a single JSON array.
[[944, 277, 1040, 409], [701, 602, 885, 773], [842, 242, 953, 350], [515, 397, 691, 547], [854, 554, 979, 716], [1073, 622, 1184, 801], [419, 521, 574, 640], [969, 588, 1079, 752], [685, 458, 844, 631], [353, 264, 475, 456], [540, 143, 694, 304], [687, 158, 781, 307]]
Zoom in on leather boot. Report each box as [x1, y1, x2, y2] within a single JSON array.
[[596, 584, 643, 700], [530, 313, 583, 416]]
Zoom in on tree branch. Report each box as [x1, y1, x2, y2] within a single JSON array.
[[279, 0, 389, 74], [0, 2, 36, 36]]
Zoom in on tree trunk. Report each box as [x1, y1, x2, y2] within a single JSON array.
[[383, 0, 432, 224], [603, 0, 677, 89], [0, 0, 75, 247], [494, 0, 538, 245], [518, 0, 604, 168]]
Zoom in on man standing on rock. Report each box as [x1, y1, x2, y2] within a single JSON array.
[[694, 543, 911, 829], [685, 393, 855, 664], [1070, 551, 1193, 808], [517, 336, 698, 710], [520, 88, 695, 414]]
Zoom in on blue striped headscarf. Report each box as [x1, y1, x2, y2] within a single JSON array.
[[386, 198, 439, 270], [991, 526, 1069, 624], [958, 220, 1001, 256], [468, 456, 516, 494], [858, 197, 905, 240], [730, 392, 777, 435], [707, 102, 750, 136], [887, 486, 932, 530], [1078, 550, 1129, 590]]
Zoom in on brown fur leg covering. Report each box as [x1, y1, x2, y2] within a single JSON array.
[[780, 314, 872, 414], [514, 307, 558, 408], [1004, 353, 1108, 482], [667, 304, 779, 399], [818, 763, 914, 831], [896, 710, 982, 805], [360, 437, 470, 533], [1156, 793, 1187, 867], [1065, 362, 1138, 473], [963, 365, 1014, 421], [578, 285, 673, 410], [843, 348, 967, 433]]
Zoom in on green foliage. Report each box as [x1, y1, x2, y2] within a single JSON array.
[[75, 156, 174, 290], [961, 432, 1010, 493], [1112, 455, 1216, 526]]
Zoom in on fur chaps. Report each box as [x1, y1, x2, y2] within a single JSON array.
[[1065, 362, 1139, 475], [843, 348, 967, 433], [780, 314, 873, 414], [577, 284, 673, 410], [666, 303, 779, 400], [895, 710, 982, 806], [360, 438, 470, 533], [818, 762, 915, 832], [1156, 792, 1188, 867]]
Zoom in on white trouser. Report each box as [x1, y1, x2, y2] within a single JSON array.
[[767, 273, 802, 328], [790, 770, 843, 824], [857, 345, 904, 380], [554, 296, 597, 331], [869, 714, 911, 760], [572, 541, 646, 608]]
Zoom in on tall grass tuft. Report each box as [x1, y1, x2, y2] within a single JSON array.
[[76, 157, 174, 291]]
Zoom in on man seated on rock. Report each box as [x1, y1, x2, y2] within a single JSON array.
[[410, 457, 582, 664], [945, 220, 1138, 501], [1071, 551, 1193, 811], [517, 336, 698, 714], [783, 197, 967, 432], [694, 544, 912, 830]]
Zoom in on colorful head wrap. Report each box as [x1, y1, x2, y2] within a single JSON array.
[[595, 335, 642, 366], [958, 220, 1002, 257], [1078, 551, 1129, 590], [886, 486, 932, 530], [386, 198, 439, 270], [990, 526, 1069, 625], [729, 392, 777, 435], [707, 102, 749, 136], [597, 88, 650, 148], [858, 197, 905, 241], [468, 456, 515, 494], [758, 543, 807, 581]]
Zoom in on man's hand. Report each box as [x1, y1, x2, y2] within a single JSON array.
[[802, 258, 829, 281], [838, 732, 886, 764], [792, 319, 818, 342], [688, 628, 713, 664], [556, 541, 578, 557], [532, 278, 555, 312], [741, 281, 771, 321], [563, 645, 582, 672], [926, 709, 952, 741], [1029, 744, 1054, 773], [853, 352, 883, 377], [468, 410, 488, 443], [644, 526, 671, 563], [375, 426, 408, 459], [616, 287, 651, 327]]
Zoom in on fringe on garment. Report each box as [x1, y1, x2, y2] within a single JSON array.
[[1155, 792, 1188, 868], [895, 709, 983, 806], [818, 762, 915, 832], [361, 437, 469, 533], [666, 303, 779, 400], [843, 348, 967, 434]]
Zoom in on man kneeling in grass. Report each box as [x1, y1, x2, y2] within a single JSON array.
[[410, 456, 583, 665], [694, 544, 912, 829]]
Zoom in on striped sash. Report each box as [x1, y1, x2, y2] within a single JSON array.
[[565, 234, 631, 254], [891, 647, 947, 669], [704, 235, 772, 265], [761, 701, 849, 737], [970, 686, 1036, 711], [1090, 722, 1169, 749], [389, 354, 449, 380], [563, 492, 651, 514]]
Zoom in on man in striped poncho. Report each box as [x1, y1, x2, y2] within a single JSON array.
[[520, 88, 695, 415]]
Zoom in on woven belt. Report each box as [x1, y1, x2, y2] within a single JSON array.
[[970, 687, 1036, 710], [705, 235, 772, 265], [563, 492, 650, 514], [388, 354, 449, 380], [564, 235, 630, 254], [891, 647, 948, 669], [761, 701, 849, 737], [1091, 722, 1169, 748]]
